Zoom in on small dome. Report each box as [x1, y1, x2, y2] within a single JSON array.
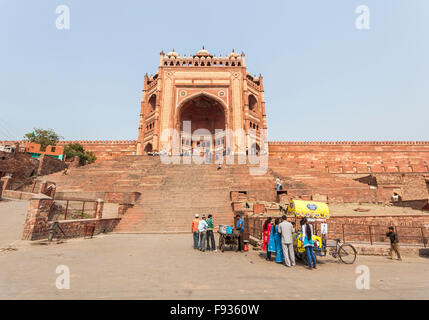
[[228, 50, 239, 58], [195, 47, 211, 57], [166, 49, 179, 58]]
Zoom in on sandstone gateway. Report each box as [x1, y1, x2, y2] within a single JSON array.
[[136, 48, 266, 156]]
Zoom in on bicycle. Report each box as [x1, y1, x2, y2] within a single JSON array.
[[323, 237, 357, 264]]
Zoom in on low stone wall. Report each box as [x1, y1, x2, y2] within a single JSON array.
[[393, 199, 429, 211], [2, 189, 38, 200], [46, 218, 121, 239], [248, 214, 429, 247], [354, 243, 429, 257], [325, 215, 429, 246], [54, 191, 140, 205], [22, 195, 121, 241]]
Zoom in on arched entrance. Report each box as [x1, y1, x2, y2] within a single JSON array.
[[178, 95, 226, 157], [144, 143, 153, 154], [250, 143, 260, 156]]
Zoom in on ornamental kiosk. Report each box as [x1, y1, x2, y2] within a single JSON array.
[[287, 199, 357, 264], [288, 200, 329, 261]]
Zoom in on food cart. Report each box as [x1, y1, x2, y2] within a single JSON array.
[[217, 225, 239, 252], [288, 200, 329, 260], [288, 199, 356, 264]]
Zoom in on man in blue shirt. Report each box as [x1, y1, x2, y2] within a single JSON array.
[[235, 214, 244, 252]]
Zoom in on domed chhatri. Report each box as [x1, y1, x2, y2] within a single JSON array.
[[166, 49, 179, 58], [227, 49, 239, 58], [194, 46, 212, 57]]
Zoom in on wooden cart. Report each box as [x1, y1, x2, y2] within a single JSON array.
[[217, 230, 239, 252]]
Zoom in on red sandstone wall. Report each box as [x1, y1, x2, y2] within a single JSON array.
[[268, 141, 429, 174], [57, 140, 137, 161], [3, 140, 429, 170]]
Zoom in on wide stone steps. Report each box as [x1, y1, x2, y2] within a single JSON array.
[[37, 155, 375, 233]]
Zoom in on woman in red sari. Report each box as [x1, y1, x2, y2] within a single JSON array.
[[262, 217, 273, 256]]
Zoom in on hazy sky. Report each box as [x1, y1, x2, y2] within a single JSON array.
[[1, 0, 428, 141]]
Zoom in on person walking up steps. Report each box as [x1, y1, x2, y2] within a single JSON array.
[[276, 177, 282, 191]]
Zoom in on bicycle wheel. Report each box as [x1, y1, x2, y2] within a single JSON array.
[[338, 243, 357, 264], [219, 236, 225, 252]]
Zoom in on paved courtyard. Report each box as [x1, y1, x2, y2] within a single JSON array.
[[1, 233, 428, 299], [1, 198, 428, 300], [0, 198, 28, 249]]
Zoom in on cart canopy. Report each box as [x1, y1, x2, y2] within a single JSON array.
[[288, 200, 330, 219]]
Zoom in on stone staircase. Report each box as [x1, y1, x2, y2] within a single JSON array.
[[269, 158, 375, 203], [39, 155, 374, 233]]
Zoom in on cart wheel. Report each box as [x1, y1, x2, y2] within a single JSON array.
[[338, 243, 357, 264], [219, 236, 225, 252]]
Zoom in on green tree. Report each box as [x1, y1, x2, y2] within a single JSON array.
[[64, 143, 97, 165], [24, 128, 63, 151]]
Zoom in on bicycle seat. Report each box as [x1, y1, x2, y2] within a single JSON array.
[[334, 238, 341, 242]]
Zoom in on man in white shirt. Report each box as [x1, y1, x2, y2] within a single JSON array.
[[198, 215, 208, 252], [278, 215, 296, 267], [276, 177, 282, 191]]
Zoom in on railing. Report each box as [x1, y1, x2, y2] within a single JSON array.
[[49, 199, 97, 221], [319, 223, 428, 247], [246, 216, 428, 247], [246, 216, 265, 241]]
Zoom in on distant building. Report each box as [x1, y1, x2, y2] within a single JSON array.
[[24, 142, 64, 160]]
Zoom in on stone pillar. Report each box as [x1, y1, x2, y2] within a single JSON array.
[[22, 195, 53, 240], [38, 180, 47, 194], [95, 199, 104, 219], [47, 184, 56, 198], [1, 176, 12, 191]]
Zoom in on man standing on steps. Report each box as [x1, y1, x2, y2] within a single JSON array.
[[276, 177, 282, 191], [206, 214, 216, 251], [198, 215, 208, 252], [278, 215, 295, 267], [191, 214, 200, 249]]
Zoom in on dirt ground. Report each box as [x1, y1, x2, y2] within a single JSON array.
[[1, 198, 428, 300], [329, 203, 429, 216]]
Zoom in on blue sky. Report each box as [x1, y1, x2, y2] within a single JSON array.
[[1, 0, 428, 141]]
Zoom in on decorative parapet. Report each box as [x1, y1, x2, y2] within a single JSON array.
[[56, 140, 137, 145], [268, 141, 429, 145], [162, 54, 243, 68], [3, 140, 429, 147]]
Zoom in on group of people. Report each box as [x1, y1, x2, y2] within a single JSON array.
[[191, 214, 216, 252], [191, 213, 246, 252], [262, 215, 318, 270]]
